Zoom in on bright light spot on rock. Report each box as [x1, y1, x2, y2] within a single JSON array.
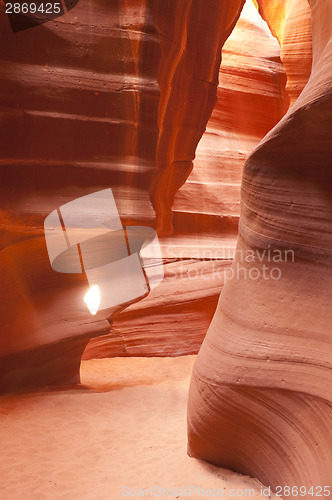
[[84, 285, 100, 315]]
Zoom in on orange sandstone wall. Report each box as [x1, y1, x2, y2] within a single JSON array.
[[84, 0, 290, 360], [0, 0, 246, 390], [256, 0, 312, 104], [0, 0, 302, 391], [188, 0, 332, 494]]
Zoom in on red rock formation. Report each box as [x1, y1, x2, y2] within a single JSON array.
[[84, 0, 290, 360], [149, 0, 246, 236], [0, 0, 248, 390], [188, 0, 332, 495], [255, 0, 312, 105], [0, 0, 313, 392], [173, 0, 289, 233]]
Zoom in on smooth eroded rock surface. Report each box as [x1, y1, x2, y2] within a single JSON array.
[[84, 0, 290, 361], [187, 0, 332, 495], [0, 0, 248, 390]]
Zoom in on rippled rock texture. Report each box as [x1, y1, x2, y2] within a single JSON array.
[[0, 0, 250, 390], [0, 0, 320, 405], [84, 0, 289, 361], [188, 0, 332, 495], [255, 0, 312, 105]]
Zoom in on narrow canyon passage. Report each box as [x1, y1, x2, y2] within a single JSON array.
[[0, 0, 331, 498], [187, 0, 332, 493]]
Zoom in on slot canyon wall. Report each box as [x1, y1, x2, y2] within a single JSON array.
[[0, 0, 292, 389], [84, 0, 290, 360], [0, 0, 330, 494], [0, 0, 244, 389], [254, 0, 312, 105], [187, 0, 332, 495]]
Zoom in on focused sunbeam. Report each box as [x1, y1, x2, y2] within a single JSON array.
[[84, 285, 100, 315]]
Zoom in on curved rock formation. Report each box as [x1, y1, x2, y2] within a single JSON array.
[[84, 0, 290, 360], [173, 0, 289, 233], [0, 0, 247, 390], [149, 0, 247, 236], [255, 0, 312, 105], [188, 0, 332, 494]]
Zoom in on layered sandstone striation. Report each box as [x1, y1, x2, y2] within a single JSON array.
[[84, 0, 289, 360], [173, 0, 289, 234], [0, 0, 313, 393], [255, 0, 312, 105], [149, 0, 246, 236], [0, 0, 249, 390], [188, 0, 332, 495]]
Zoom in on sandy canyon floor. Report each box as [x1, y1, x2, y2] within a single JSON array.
[[0, 356, 280, 499]]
